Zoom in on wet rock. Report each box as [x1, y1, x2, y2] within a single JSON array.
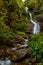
[[36, 15, 43, 22], [10, 48, 29, 62], [34, 10, 41, 15], [10, 36, 25, 47], [36, 15, 43, 32], [16, 49, 29, 59]]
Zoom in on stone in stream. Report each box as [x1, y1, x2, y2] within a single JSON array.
[[10, 48, 29, 62]]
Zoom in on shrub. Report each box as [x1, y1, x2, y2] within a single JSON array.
[[0, 19, 14, 45], [28, 33, 43, 63]]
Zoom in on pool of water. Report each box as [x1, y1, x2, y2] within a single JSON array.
[[0, 58, 11, 65]]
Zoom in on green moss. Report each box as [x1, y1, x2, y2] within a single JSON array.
[[17, 31, 25, 36]]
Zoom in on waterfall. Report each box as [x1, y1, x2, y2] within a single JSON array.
[[29, 12, 40, 34], [25, 7, 40, 34], [22, 0, 25, 2]]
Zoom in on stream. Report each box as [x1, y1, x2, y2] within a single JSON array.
[[0, 59, 11, 65], [0, 6, 40, 65]]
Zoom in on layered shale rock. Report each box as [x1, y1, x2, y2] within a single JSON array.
[[0, 37, 29, 62]]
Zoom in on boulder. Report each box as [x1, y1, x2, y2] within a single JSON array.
[[10, 48, 29, 62]]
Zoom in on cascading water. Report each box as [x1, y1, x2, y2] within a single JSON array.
[[25, 7, 40, 34], [29, 12, 40, 34]]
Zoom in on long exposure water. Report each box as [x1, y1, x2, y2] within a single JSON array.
[[29, 12, 40, 34], [25, 7, 40, 34]]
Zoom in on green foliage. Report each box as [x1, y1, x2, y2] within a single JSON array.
[[0, 0, 29, 45], [16, 31, 25, 36], [28, 33, 43, 63], [25, 0, 43, 12], [2, 0, 28, 32], [37, 63, 43, 65], [40, 0, 43, 10], [0, 19, 14, 45]]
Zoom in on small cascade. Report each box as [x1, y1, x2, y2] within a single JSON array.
[[29, 12, 40, 34], [25, 7, 40, 34]]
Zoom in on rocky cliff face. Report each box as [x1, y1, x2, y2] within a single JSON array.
[[36, 15, 43, 32]]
